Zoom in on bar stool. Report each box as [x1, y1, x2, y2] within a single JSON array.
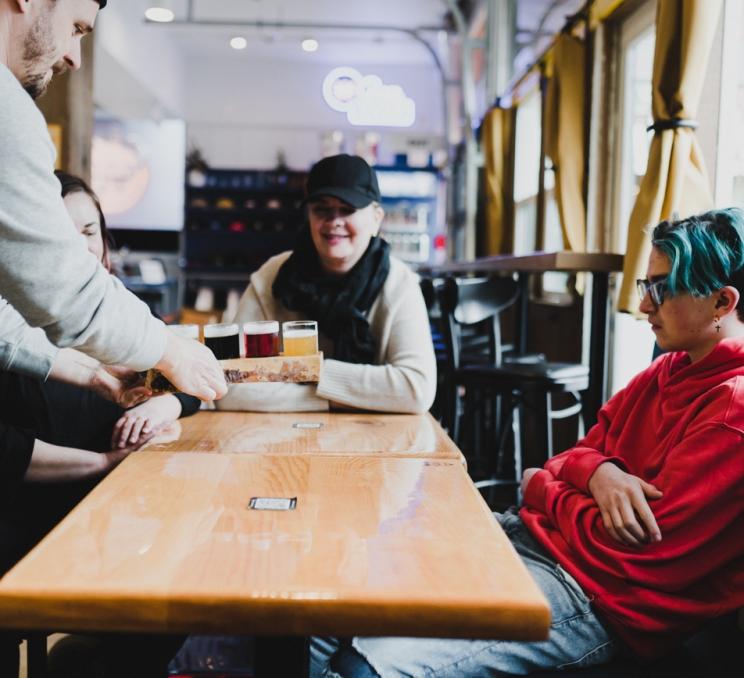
[[438, 275, 589, 496]]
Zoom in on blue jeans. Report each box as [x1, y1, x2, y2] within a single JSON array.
[[311, 510, 620, 677]]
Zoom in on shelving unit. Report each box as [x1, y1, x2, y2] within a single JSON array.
[[182, 168, 307, 315], [376, 164, 445, 265]]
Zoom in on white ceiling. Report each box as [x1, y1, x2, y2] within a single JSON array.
[[130, 0, 586, 69], [135, 0, 450, 66]]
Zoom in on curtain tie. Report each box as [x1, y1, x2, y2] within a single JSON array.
[[646, 118, 698, 132]]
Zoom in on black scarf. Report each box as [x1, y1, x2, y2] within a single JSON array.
[[272, 229, 391, 364]]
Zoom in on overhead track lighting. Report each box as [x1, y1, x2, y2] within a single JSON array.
[[145, 3, 175, 23], [301, 38, 319, 53]]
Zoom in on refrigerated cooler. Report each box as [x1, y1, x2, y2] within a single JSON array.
[[374, 164, 446, 266]]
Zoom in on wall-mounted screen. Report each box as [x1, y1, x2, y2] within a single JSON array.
[[91, 117, 185, 231]]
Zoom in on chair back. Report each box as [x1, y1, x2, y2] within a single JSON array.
[[439, 276, 520, 371]]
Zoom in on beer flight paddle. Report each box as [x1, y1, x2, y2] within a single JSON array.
[[144, 320, 321, 393]]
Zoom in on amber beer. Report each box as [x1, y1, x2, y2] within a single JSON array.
[[243, 320, 280, 358], [282, 320, 318, 356], [204, 323, 240, 360]]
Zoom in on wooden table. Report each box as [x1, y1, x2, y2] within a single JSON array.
[[143, 411, 463, 461], [0, 452, 549, 676], [420, 251, 624, 425]]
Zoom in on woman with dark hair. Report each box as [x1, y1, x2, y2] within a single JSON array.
[[55, 170, 115, 271], [0, 172, 197, 676]]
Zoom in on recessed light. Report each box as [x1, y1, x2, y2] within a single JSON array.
[[230, 37, 248, 50], [145, 7, 175, 23], [302, 38, 319, 53]]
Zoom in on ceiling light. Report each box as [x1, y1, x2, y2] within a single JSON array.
[[144, 7, 175, 23], [230, 37, 248, 50], [302, 38, 319, 53]]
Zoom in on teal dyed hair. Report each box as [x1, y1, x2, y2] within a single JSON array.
[[652, 207, 744, 320]]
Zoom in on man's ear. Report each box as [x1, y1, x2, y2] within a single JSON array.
[[715, 286, 741, 317]]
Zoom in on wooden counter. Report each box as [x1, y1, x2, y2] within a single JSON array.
[[0, 452, 550, 641], [143, 411, 463, 460], [418, 250, 623, 275]]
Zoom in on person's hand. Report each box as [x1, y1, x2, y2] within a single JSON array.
[[111, 394, 183, 448], [587, 462, 663, 547], [155, 332, 227, 401], [521, 467, 541, 496], [100, 430, 158, 474], [48, 349, 151, 407], [91, 364, 152, 408]]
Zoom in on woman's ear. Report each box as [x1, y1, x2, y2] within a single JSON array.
[[715, 286, 741, 318], [372, 204, 385, 235]]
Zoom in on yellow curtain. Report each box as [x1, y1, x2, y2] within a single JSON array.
[[481, 106, 516, 255], [589, 0, 627, 28], [617, 0, 722, 312], [544, 33, 588, 252]]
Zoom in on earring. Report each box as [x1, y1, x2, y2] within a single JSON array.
[[714, 316, 721, 333]]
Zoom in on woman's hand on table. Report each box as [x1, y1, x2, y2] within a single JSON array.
[[112, 394, 183, 448]]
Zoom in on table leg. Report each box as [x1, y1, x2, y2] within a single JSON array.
[[254, 636, 308, 678], [26, 633, 47, 678], [516, 272, 529, 354], [585, 272, 611, 427]]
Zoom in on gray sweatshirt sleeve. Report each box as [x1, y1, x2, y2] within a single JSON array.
[[0, 65, 166, 370], [0, 296, 58, 380]]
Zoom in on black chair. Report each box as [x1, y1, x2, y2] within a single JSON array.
[[438, 275, 589, 497]]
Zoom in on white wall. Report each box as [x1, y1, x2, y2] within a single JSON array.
[[94, 3, 185, 118], [184, 58, 445, 170]]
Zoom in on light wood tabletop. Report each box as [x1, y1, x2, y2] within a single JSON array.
[[143, 411, 463, 460], [0, 451, 549, 640]]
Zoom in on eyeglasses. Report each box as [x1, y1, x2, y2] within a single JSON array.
[[636, 277, 668, 305]]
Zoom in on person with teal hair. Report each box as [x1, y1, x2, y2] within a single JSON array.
[[313, 208, 744, 677], [646, 206, 744, 303]]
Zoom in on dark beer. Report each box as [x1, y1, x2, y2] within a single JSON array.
[[243, 321, 280, 358], [204, 323, 240, 360]]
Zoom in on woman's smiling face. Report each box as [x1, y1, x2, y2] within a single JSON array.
[[307, 196, 384, 275]]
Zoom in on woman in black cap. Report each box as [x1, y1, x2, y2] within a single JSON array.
[[218, 153, 436, 413]]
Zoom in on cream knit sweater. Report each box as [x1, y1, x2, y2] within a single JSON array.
[[216, 251, 437, 413]]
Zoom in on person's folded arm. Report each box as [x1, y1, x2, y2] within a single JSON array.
[[543, 385, 630, 492]]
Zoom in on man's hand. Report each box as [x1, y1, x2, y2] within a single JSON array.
[[90, 364, 152, 408], [48, 349, 151, 407], [154, 331, 227, 401], [521, 467, 541, 496], [587, 462, 663, 547]]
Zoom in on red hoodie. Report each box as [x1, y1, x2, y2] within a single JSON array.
[[520, 338, 744, 659]]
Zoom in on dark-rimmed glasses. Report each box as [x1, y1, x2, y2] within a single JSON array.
[[636, 277, 668, 305]]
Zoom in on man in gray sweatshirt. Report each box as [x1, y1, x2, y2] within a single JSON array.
[[0, 0, 227, 401]]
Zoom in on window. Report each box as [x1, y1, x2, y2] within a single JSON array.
[[512, 87, 541, 254], [714, 0, 744, 208], [608, 0, 657, 394]]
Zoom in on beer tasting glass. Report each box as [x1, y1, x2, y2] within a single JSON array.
[[204, 323, 241, 360], [168, 323, 200, 341], [282, 320, 318, 356], [243, 320, 280, 358]]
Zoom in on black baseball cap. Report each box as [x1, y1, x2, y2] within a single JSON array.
[[304, 154, 381, 209]]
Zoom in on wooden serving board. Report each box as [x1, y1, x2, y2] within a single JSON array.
[[145, 353, 322, 392]]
